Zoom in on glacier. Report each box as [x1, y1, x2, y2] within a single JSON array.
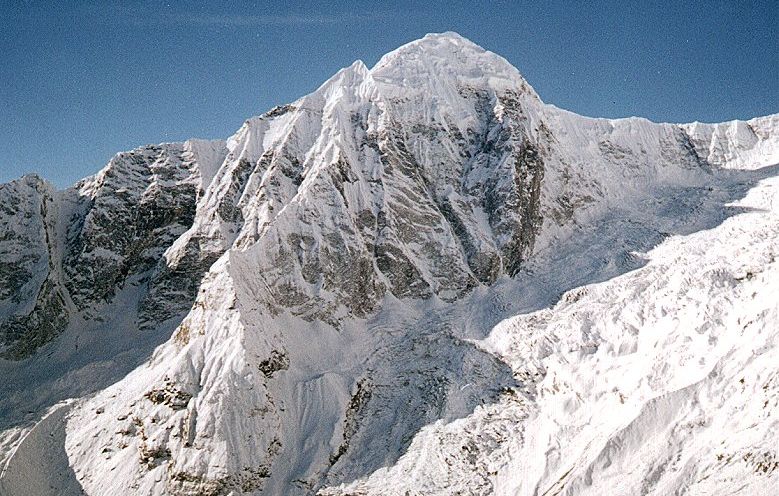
[[0, 32, 777, 495]]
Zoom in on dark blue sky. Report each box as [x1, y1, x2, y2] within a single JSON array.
[[2, 0, 777, 187]]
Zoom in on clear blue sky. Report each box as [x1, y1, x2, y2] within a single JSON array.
[[2, 0, 777, 187]]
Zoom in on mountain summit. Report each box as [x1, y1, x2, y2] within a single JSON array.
[[1, 33, 778, 495]]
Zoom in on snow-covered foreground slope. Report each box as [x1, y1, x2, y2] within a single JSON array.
[[1, 32, 778, 495], [324, 164, 779, 496]]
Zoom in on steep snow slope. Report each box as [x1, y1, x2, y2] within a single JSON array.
[[0, 140, 228, 454], [324, 165, 779, 496], [0, 32, 778, 495]]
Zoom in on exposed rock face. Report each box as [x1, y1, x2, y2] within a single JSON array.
[[1, 32, 778, 496], [0, 140, 228, 359], [323, 167, 779, 496], [0, 175, 64, 359], [0, 176, 51, 305]]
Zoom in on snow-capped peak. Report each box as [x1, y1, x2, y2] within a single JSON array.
[[370, 32, 540, 100], [1, 32, 778, 496]]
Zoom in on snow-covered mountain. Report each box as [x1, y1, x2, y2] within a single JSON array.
[[1, 32, 778, 495]]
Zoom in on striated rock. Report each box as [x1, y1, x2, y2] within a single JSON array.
[[0, 140, 228, 360], [1, 32, 778, 496], [0, 175, 67, 359]]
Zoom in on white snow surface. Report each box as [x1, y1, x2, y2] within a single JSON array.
[[324, 164, 779, 496], [1, 32, 778, 495]]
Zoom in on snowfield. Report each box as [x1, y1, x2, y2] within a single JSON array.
[[324, 168, 779, 496], [0, 32, 778, 495]]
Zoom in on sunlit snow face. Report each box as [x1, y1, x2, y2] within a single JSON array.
[[1, 31, 778, 496]]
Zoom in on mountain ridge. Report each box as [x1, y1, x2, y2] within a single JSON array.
[[1, 32, 778, 496]]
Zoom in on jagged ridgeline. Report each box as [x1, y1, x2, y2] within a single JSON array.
[[0, 32, 777, 496], [0, 142, 228, 359], [0, 35, 552, 358]]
